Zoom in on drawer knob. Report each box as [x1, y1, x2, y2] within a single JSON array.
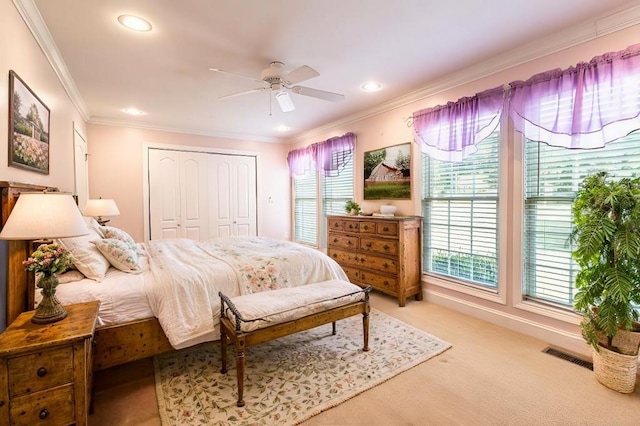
[[383, 244, 390, 250], [383, 263, 389, 268], [347, 240, 352, 245], [366, 242, 372, 248], [364, 225, 369, 230], [383, 226, 389, 232], [333, 238, 338, 243], [39, 409, 49, 420], [37, 367, 47, 377], [384, 281, 389, 286]]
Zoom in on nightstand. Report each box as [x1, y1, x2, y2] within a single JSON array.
[[0, 301, 99, 426]]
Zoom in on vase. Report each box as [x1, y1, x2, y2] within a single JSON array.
[[32, 273, 68, 324]]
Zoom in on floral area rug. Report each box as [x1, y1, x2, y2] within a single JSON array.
[[154, 309, 452, 425]]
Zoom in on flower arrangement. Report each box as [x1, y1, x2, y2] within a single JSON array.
[[23, 243, 71, 276]]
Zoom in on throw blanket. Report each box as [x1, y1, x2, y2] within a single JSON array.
[[144, 237, 348, 349]]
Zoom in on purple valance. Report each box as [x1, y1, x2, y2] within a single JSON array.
[[508, 43, 640, 149], [413, 86, 504, 162], [313, 132, 355, 177], [287, 132, 356, 178]]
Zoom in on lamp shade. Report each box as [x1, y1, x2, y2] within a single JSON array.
[[0, 192, 89, 240], [83, 198, 120, 217]]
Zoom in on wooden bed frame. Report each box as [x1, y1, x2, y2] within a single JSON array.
[[1, 182, 174, 371]]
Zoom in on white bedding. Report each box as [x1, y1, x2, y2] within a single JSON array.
[[40, 237, 348, 349]]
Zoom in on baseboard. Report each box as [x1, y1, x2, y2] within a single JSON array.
[[424, 288, 592, 359]]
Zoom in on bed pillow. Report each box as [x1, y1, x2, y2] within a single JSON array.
[[57, 227, 110, 281], [83, 216, 104, 237], [56, 270, 86, 284], [93, 238, 142, 274], [100, 225, 137, 250]]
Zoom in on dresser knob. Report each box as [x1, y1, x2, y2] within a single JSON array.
[[39, 409, 49, 419], [383, 226, 389, 232], [383, 263, 389, 268], [366, 243, 372, 248], [333, 238, 338, 243], [347, 240, 352, 245], [383, 244, 390, 250], [36, 367, 47, 377], [364, 225, 369, 230]]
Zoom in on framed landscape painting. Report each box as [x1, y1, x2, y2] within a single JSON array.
[[363, 142, 411, 200], [8, 70, 50, 174]]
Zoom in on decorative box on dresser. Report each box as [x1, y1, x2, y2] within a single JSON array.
[[0, 301, 99, 426], [327, 215, 423, 307]]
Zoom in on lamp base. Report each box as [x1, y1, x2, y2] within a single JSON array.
[[31, 274, 67, 324]]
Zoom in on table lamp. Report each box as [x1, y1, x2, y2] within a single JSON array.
[[0, 192, 89, 323], [83, 198, 120, 226]]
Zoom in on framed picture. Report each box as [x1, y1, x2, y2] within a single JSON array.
[[364, 142, 411, 200], [8, 70, 50, 174]]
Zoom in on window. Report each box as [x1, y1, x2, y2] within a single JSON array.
[[293, 154, 354, 247], [322, 154, 354, 247], [293, 169, 317, 246], [523, 131, 640, 308], [421, 132, 500, 288]]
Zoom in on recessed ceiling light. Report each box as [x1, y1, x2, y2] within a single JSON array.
[[361, 81, 382, 92], [276, 125, 291, 132], [121, 107, 146, 116], [117, 15, 152, 32]]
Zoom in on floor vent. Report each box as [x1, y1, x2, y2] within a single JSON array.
[[543, 347, 593, 370]]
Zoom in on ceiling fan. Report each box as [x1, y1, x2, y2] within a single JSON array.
[[210, 61, 345, 112]]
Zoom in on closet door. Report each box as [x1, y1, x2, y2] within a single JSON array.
[[149, 149, 208, 240], [208, 154, 257, 238]]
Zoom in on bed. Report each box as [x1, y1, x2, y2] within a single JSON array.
[[1, 182, 348, 371]]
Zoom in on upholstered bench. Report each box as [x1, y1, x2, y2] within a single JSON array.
[[219, 279, 371, 407]]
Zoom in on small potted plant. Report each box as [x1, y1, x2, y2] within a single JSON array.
[[344, 200, 361, 215], [571, 171, 640, 393]]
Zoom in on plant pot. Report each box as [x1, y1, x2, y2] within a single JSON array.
[[592, 345, 638, 394]]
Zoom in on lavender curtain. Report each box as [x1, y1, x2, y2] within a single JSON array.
[[286, 145, 314, 177], [313, 132, 355, 177], [412, 86, 504, 162], [509, 43, 640, 149], [287, 132, 355, 177]]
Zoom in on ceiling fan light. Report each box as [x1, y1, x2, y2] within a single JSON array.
[[275, 90, 295, 112]]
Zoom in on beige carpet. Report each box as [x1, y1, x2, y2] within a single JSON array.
[[153, 309, 451, 425]]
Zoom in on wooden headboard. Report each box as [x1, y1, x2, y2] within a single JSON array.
[[1, 181, 57, 326]]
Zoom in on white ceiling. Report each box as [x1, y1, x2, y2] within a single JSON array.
[[25, 0, 638, 142]]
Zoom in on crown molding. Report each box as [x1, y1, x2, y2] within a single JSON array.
[[291, 3, 640, 143], [13, 0, 90, 121], [88, 117, 285, 144]]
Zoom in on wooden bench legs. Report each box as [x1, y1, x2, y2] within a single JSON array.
[[220, 302, 370, 407]]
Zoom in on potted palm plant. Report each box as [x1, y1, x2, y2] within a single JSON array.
[[571, 171, 640, 393]]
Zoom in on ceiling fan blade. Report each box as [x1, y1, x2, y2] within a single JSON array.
[[291, 86, 345, 102], [284, 65, 319, 85], [217, 87, 267, 100], [209, 68, 265, 85]]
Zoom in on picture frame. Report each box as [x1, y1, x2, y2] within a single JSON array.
[[364, 142, 411, 200], [8, 70, 50, 174]]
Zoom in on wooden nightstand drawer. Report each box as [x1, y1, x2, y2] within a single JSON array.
[[10, 384, 75, 426], [8, 347, 73, 397]]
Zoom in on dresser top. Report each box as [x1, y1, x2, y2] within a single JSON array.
[[328, 214, 422, 221], [0, 301, 100, 356]]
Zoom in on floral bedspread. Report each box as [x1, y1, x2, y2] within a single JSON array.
[[144, 237, 348, 349]]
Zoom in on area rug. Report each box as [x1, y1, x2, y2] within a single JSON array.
[[154, 309, 451, 425]]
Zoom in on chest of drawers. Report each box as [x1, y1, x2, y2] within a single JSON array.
[[327, 215, 423, 306], [0, 301, 99, 426]]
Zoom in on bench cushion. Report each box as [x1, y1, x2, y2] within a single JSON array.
[[223, 279, 366, 333]]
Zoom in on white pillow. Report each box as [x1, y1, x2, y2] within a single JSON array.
[[93, 238, 142, 274], [57, 227, 109, 281], [83, 216, 104, 237], [99, 225, 136, 250], [57, 270, 86, 284]]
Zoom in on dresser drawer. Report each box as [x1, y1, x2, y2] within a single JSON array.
[[328, 233, 358, 250], [376, 221, 399, 237], [360, 237, 398, 256], [8, 347, 73, 397], [10, 383, 75, 426], [329, 249, 397, 274], [328, 217, 344, 232], [358, 271, 399, 293], [357, 221, 376, 234]]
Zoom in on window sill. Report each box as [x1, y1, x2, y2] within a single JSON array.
[[423, 273, 506, 305]]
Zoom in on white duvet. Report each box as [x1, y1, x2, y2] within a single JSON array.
[[44, 237, 348, 350]]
